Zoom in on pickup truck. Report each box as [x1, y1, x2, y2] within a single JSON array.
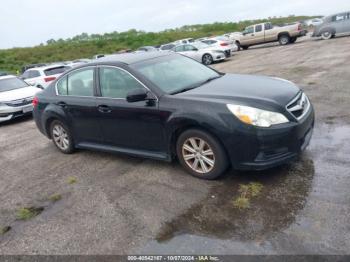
[[235, 22, 307, 50]]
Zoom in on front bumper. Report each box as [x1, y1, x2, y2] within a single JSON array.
[[0, 103, 33, 123], [225, 105, 315, 170], [213, 53, 226, 61]]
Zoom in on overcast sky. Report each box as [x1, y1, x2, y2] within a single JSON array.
[[1, 0, 349, 49]]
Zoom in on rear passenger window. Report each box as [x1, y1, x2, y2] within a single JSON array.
[[265, 23, 273, 30], [255, 25, 262, 32], [65, 69, 94, 96], [57, 76, 68, 95], [99, 67, 145, 99]]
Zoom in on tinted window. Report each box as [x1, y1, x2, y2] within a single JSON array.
[[44, 66, 68, 76], [99, 67, 145, 99], [202, 40, 216, 44], [0, 77, 29, 92], [184, 45, 197, 51], [245, 27, 254, 34], [265, 23, 273, 30], [255, 25, 262, 32], [332, 14, 346, 22], [24, 70, 40, 79], [174, 46, 185, 52], [57, 76, 68, 95], [161, 44, 175, 50], [65, 69, 94, 96], [132, 55, 219, 94]]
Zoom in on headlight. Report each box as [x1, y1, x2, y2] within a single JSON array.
[[227, 104, 289, 127], [213, 50, 224, 54]]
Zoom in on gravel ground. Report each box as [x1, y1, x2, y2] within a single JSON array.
[[0, 35, 349, 255]]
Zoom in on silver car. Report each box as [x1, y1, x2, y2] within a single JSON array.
[[172, 42, 226, 65], [0, 75, 41, 122], [313, 12, 350, 40]]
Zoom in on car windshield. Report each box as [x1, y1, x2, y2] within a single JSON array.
[[131, 55, 220, 94], [0, 77, 29, 92]]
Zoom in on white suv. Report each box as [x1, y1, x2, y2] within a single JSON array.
[[22, 64, 70, 89]]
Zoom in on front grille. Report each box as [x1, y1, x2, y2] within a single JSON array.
[[286, 92, 310, 120], [5, 97, 33, 107], [224, 50, 231, 57]]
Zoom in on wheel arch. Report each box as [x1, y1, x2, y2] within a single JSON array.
[[168, 119, 229, 161], [278, 32, 291, 39], [320, 27, 336, 35]]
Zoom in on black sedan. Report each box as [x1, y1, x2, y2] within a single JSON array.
[[33, 52, 314, 179]]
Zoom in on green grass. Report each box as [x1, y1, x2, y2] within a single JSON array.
[[233, 182, 264, 209], [67, 177, 77, 184], [233, 196, 250, 209], [0, 226, 11, 235], [16, 207, 44, 220], [0, 15, 318, 73], [48, 194, 62, 202]]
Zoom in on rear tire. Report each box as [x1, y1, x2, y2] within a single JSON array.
[[176, 129, 229, 180], [279, 34, 290, 45], [50, 120, 74, 154], [202, 54, 213, 65]]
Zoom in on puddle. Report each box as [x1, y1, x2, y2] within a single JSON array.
[[156, 157, 315, 242]]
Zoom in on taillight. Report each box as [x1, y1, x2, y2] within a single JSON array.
[[44, 76, 56, 82], [298, 24, 302, 31], [220, 42, 229, 46], [32, 97, 39, 107]]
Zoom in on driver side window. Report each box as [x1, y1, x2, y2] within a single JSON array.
[[245, 26, 254, 34], [99, 67, 145, 99]]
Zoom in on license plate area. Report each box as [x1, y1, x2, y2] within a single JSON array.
[[23, 106, 33, 113]]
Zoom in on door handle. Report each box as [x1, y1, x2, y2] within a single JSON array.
[[98, 105, 112, 113], [57, 102, 67, 108]]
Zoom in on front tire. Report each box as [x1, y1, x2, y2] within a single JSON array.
[[176, 129, 228, 180], [50, 120, 74, 154], [321, 30, 333, 40], [202, 54, 213, 65]]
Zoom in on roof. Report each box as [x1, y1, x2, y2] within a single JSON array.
[[96, 51, 172, 65], [0, 75, 16, 80]]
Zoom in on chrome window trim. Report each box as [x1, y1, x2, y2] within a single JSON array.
[[286, 92, 311, 121], [55, 66, 96, 98], [55, 65, 158, 102], [96, 65, 159, 102]]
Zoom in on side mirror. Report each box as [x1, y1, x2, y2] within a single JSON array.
[[126, 88, 148, 103]]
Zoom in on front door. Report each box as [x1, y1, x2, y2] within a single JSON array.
[[96, 66, 165, 153]]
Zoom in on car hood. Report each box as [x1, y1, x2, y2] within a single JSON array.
[[177, 74, 300, 107], [0, 86, 41, 102]]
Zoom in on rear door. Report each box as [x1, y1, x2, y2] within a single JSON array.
[[55, 67, 102, 143], [95, 66, 165, 152], [254, 24, 265, 43], [264, 23, 275, 41]]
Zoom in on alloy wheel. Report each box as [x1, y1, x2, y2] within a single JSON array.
[[182, 137, 215, 174], [52, 124, 70, 151], [202, 54, 213, 65]]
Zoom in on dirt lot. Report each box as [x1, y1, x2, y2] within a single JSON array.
[[0, 35, 349, 255]]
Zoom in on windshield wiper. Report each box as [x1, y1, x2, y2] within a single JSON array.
[[170, 75, 223, 95]]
